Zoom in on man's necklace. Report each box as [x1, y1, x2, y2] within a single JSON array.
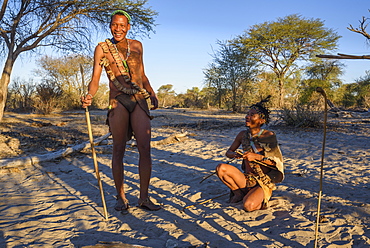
[[112, 38, 130, 72]]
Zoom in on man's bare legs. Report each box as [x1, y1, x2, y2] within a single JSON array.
[[109, 101, 159, 210], [109, 102, 130, 206], [130, 103, 160, 210], [243, 186, 265, 211], [130, 104, 152, 202]]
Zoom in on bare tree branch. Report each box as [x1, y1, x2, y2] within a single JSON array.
[[317, 53, 370, 59], [347, 15, 370, 40], [0, 0, 9, 24]]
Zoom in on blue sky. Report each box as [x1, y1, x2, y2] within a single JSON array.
[[12, 0, 370, 94]]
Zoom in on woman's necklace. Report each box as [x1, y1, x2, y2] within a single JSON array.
[[250, 128, 264, 138], [249, 128, 264, 154]]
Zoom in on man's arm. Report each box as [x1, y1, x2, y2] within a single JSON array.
[[81, 45, 104, 108], [142, 74, 158, 110], [136, 40, 158, 110]]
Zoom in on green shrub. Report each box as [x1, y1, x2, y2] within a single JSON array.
[[278, 103, 323, 128]]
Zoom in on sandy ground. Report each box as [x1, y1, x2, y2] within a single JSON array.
[[0, 108, 369, 248]]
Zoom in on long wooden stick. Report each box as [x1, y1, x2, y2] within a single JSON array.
[[314, 87, 328, 248], [199, 158, 236, 184], [85, 107, 108, 220], [199, 171, 217, 184], [199, 151, 243, 184]]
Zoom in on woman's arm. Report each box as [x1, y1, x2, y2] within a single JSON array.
[[225, 131, 245, 159]]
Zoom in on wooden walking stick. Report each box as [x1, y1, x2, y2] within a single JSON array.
[[85, 106, 109, 220], [314, 87, 328, 248]]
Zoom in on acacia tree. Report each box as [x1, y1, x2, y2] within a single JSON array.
[[234, 14, 340, 107], [300, 60, 344, 104], [157, 84, 176, 108], [183, 87, 205, 108], [344, 72, 370, 108], [346, 10, 370, 108], [203, 63, 225, 108], [0, 0, 157, 121], [204, 40, 258, 111], [255, 72, 280, 106]]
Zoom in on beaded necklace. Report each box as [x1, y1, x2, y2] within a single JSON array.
[[111, 38, 131, 73], [103, 38, 150, 99]]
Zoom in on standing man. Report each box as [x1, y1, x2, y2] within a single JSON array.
[[81, 10, 160, 213]]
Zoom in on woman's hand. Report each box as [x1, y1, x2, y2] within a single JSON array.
[[226, 149, 243, 159], [242, 152, 264, 162]]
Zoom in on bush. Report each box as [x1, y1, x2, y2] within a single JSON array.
[[6, 78, 35, 112], [278, 103, 323, 128], [34, 81, 63, 114]]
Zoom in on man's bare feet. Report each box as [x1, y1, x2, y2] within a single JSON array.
[[138, 197, 161, 211], [115, 196, 129, 215]]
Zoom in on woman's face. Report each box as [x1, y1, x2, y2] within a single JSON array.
[[245, 108, 265, 128]]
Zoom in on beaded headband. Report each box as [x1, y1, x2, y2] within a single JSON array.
[[111, 10, 132, 23]]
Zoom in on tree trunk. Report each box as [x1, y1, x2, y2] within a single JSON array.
[[218, 91, 222, 108], [0, 56, 15, 122], [232, 85, 238, 112], [278, 77, 284, 108]]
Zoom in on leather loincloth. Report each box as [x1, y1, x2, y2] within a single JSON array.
[[116, 93, 137, 113]]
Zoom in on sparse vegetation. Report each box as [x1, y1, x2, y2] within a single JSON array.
[[278, 103, 323, 128], [34, 81, 63, 115]]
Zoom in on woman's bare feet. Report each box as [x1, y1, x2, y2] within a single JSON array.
[[229, 192, 244, 203], [228, 188, 248, 203]]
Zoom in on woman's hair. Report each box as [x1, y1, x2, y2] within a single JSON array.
[[249, 95, 271, 124]]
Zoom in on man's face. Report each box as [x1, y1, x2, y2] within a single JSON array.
[[110, 14, 131, 42]]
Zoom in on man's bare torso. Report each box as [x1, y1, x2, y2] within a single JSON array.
[[105, 39, 144, 88]]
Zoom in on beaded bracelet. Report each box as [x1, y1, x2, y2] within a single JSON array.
[[86, 93, 93, 98]]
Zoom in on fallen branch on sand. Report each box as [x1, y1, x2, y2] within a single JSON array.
[[0, 133, 111, 168], [151, 132, 190, 147], [125, 132, 190, 147], [1, 132, 191, 168]]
